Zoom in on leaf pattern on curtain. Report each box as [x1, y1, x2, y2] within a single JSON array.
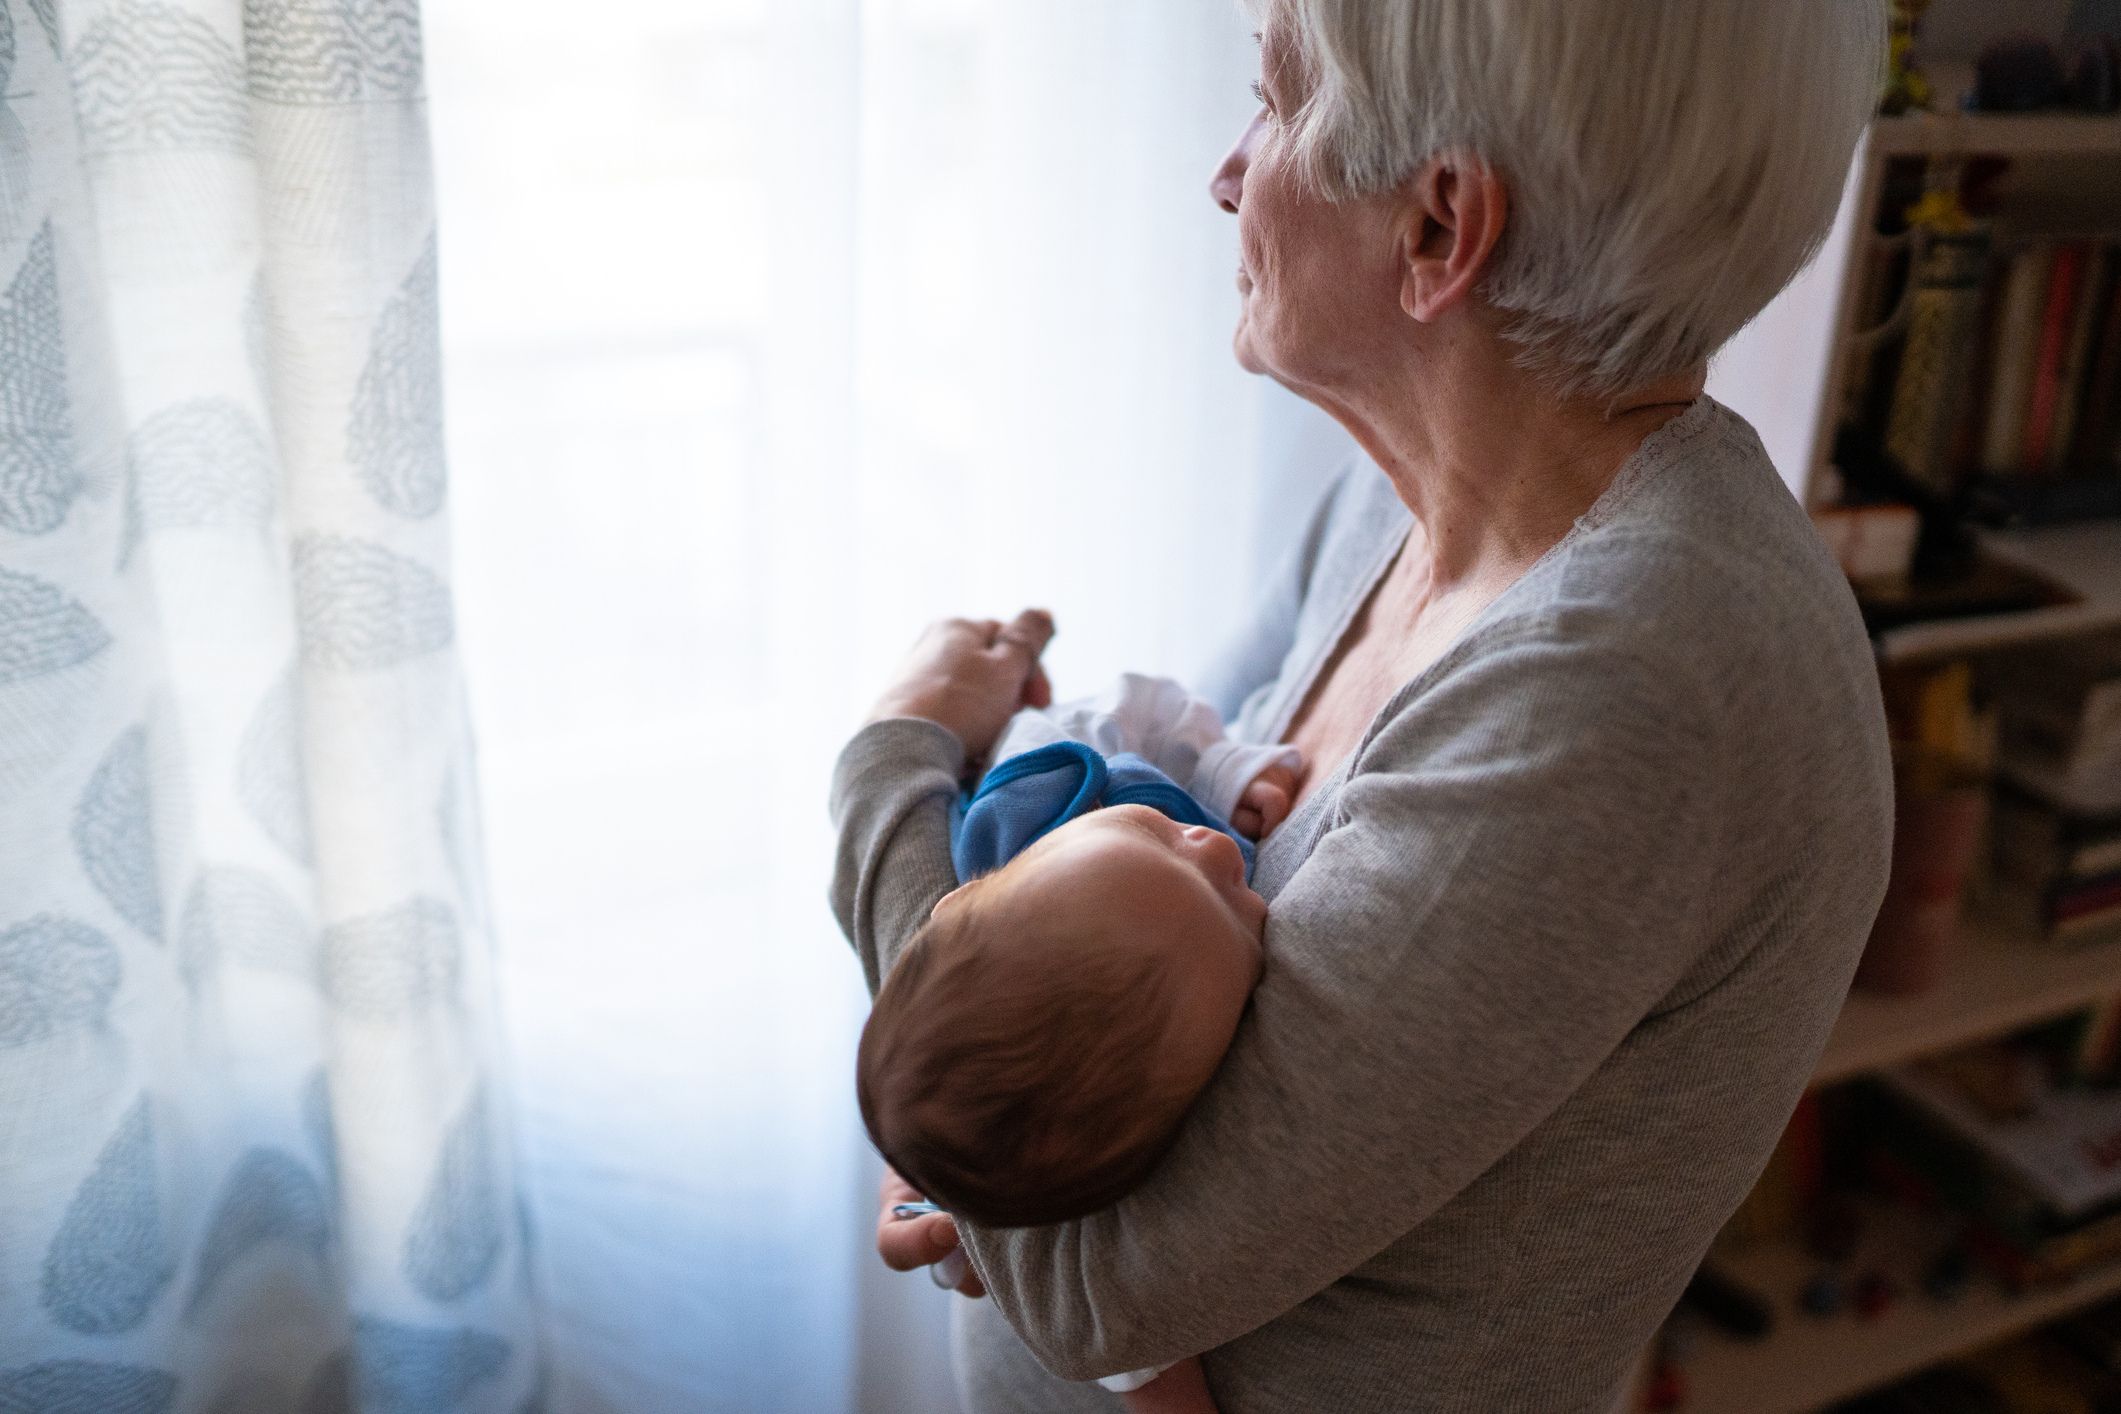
[[0, 0, 536, 1405], [177, 865, 316, 988], [40, 1097, 177, 1335], [72, 725, 163, 943], [120, 398, 278, 567], [0, 224, 76, 533], [0, 565, 107, 681], [403, 1082, 503, 1301], [349, 235, 444, 518], [0, 12, 35, 248], [320, 895, 461, 1020], [184, 1147, 335, 1317], [70, 0, 253, 155], [243, 0, 424, 104], [0, 1360, 177, 1414], [293, 533, 455, 668], [0, 913, 120, 1046], [25, 0, 61, 56], [236, 664, 315, 865]]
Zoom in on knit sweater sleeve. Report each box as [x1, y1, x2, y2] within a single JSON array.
[[828, 716, 966, 996], [951, 611, 1730, 1381]]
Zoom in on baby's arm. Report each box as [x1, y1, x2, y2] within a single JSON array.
[[1007, 673, 1301, 831], [1116, 1358, 1219, 1414]]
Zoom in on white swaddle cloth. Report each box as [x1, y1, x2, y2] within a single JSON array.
[[987, 672, 1302, 826]]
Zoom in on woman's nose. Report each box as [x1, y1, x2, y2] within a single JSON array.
[[1209, 114, 1263, 213]]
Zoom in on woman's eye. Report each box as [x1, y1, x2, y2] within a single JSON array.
[[1250, 80, 1269, 109]]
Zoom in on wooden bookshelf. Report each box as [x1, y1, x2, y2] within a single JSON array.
[[1711, 110, 2121, 509], [1816, 895, 2121, 1085], [1872, 520, 2121, 665], [1677, 99, 2121, 1410], [1683, 1203, 2121, 1414], [1870, 109, 2121, 161]]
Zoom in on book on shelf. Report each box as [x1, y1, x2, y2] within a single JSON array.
[[1887, 226, 1994, 494], [2054, 246, 2117, 472], [1859, 1061, 2121, 1288], [1983, 633, 2121, 818], [1983, 243, 2057, 477], [2054, 876, 2121, 947], [1991, 784, 2121, 890], [2082, 258, 2121, 471], [2023, 242, 2091, 476], [1958, 237, 2121, 499]]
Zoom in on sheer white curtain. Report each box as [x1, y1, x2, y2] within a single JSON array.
[[425, 2, 1330, 1409], [1, 2, 538, 1409]]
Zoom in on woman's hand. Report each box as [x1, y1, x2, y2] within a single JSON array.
[[867, 608, 1056, 764], [876, 1167, 986, 1297]]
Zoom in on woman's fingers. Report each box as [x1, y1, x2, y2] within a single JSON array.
[[1023, 660, 1054, 710], [874, 1167, 983, 1294], [878, 1209, 962, 1273], [989, 607, 1055, 663]]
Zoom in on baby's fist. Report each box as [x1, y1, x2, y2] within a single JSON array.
[[1231, 762, 1299, 840]]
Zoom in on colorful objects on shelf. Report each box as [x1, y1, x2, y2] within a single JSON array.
[[1855, 1269, 1900, 1321], [1882, 0, 1934, 116], [1801, 1268, 1849, 1318], [1642, 1360, 1687, 1414]]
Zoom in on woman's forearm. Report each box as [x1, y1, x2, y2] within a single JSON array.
[[828, 716, 967, 994]]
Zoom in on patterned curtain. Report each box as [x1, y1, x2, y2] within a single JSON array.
[[0, 0, 538, 1410]]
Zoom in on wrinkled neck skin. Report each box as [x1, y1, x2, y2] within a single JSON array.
[[1289, 323, 1707, 605]]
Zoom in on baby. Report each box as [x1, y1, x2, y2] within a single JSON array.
[[857, 674, 1299, 1412]]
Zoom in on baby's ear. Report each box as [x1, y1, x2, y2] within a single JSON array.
[[931, 880, 981, 919]]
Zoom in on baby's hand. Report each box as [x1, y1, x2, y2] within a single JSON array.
[[1230, 762, 1299, 841]]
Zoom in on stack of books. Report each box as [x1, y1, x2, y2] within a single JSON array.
[[1861, 1051, 2121, 1290], [1985, 635, 2121, 945], [1977, 241, 2121, 481], [1878, 232, 2121, 524]]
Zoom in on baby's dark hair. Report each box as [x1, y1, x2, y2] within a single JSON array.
[[856, 881, 1194, 1228]]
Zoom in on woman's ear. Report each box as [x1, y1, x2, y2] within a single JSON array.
[[1399, 157, 1508, 324]]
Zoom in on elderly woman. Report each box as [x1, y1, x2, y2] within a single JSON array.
[[831, 1, 1892, 1409]]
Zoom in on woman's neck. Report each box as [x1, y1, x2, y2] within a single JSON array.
[[1312, 341, 1705, 598]]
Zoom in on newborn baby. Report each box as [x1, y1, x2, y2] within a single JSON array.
[[858, 675, 1296, 1412]]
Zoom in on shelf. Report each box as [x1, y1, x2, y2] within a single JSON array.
[[1816, 896, 2121, 1086], [1872, 520, 2121, 665], [1870, 110, 2121, 160], [1683, 1204, 2121, 1413]]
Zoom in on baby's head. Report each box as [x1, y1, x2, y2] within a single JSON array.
[[857, 804, 1267, 1227]]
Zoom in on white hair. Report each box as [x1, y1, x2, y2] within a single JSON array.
[[1251, 0, 1885, 401]]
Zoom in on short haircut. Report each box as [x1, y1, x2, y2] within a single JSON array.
[[856, 883, 1194, 1228], [1249, 0, 1885, 401]]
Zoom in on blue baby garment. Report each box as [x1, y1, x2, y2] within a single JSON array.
[[949, 740, 1257, 884]]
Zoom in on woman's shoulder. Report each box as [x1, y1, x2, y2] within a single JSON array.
[[1523, 399, 1870, 677], [1360, 398, 1885, 774]]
